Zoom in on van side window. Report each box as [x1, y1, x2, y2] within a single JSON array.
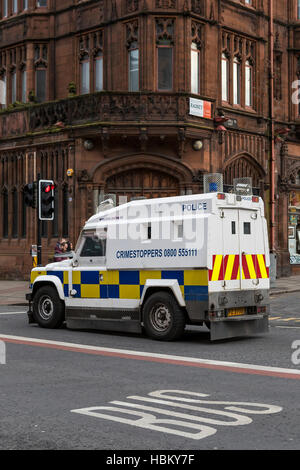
[[244, 222, 251, 235], [231, 221, 236, 234], [80, 233, 106, 257]]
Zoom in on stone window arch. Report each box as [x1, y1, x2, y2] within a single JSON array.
[[224, 153, 265, 192]]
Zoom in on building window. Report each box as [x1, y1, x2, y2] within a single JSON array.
[[80, 53, 90, 94], [156, 18, 174, 91], [79, 31, 104, 95], [21, 68, 27, 102], [128, 46, 139, 92], [2, 189, 8, 238], [191, 42, 200, 94], [222, 32, 255, 109], [233, 56, 241, 105], [245, 59, 253, 107], [0, 73, 7, 108], [37, 0, 47, 6], [191, 22, 202, 95], [12, 189, 18, 239], [23, 0, 28, 10], [36, 68, 46, 102], [34, 44, 48, 102], [3, 0, 8, 17], [63, 185, 69, 238], [13, 0, 18, 14], [94, 52, 103, 92], [11, 69, 16, 103], [21, 189, 26, 238], [157, 47, 173, 91], [222, 53, 229, 101], [126, 20, 139, 92]]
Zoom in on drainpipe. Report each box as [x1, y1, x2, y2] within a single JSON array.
[[269, 0, 276, 254]]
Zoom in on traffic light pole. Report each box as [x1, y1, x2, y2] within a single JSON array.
[[36, 173, 42, 266]]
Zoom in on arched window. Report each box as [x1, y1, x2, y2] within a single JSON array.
[[191, 41, 200, 95], [221, 53, 229, 102], [11, 68, 17, 104], [128, 41, 139, 92], [156, 19, 174, 91], [34, 45, 48, 102], [80, 53, 90, 95], [233, 56, 241, 105], [94, 50, 103, 92], [245, 60, 253, 107], [126, 21, 139, 92]]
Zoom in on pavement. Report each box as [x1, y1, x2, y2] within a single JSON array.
[[0, 276, 299, 306]]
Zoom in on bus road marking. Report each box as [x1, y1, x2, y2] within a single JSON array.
[[71, 389, 282, 441]]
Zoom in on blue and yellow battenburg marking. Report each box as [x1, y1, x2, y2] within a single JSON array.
[[31, 269, 208, 302], [31, 270, 69, 297]]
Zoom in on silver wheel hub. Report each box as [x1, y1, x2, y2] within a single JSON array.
[[38, 296, 54, 321], [149, 303, 171, 332]]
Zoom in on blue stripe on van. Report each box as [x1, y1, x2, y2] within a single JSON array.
[[119, 270, 140, 285], [161, 270, 184, 285]]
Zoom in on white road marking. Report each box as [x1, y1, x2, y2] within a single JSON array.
[[0, 333, 300, 379], [71, 389, 282, 441], [0, 311, 26, 315], [276, 326, 300, 329]]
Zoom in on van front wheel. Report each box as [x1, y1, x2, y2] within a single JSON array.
[[33, 285, 65, 329], [142, 291, 185, 341]]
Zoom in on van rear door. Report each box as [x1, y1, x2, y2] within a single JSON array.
[[221, 208, 241, 290], [238, 209, 269, 290]]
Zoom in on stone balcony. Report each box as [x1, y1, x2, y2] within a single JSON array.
[[0, 91, 215, 141]]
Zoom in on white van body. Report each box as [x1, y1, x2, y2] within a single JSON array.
[[28, 192, 270, 341]]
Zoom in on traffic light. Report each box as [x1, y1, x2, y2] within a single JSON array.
[[24, 183, 37, 209], [39, 180, 55, 221]]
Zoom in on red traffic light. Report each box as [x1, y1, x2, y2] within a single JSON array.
[[44, 184, 55, 193]]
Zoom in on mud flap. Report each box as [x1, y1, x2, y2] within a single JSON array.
[[210, 315, 269, 341]]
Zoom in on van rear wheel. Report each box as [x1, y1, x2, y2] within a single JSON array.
[[33, 285, 65, 329], [142, 291, 185, 341]]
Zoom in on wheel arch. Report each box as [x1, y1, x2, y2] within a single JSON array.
[[140, 280, 185, 308], [32, 276, 65, 301]]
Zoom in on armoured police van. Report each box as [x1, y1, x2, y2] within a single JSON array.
[[27, 191, 270, 341]]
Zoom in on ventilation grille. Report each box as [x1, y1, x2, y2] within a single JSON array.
[[233, 177, 253, 196], [203, 173, 223, 193]]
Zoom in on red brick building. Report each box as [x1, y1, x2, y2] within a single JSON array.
[[0, 0, 300, 278]]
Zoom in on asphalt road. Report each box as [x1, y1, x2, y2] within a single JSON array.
[[0, 294, 299, 451]]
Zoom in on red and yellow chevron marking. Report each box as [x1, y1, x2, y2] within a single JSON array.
[[209, 254, 269, 281]]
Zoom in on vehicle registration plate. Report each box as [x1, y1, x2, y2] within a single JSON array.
[[227, 308, 246, 317]]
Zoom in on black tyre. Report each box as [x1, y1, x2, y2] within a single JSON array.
[[142, 291, 186, 341], [33, 285, 65, 329]]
